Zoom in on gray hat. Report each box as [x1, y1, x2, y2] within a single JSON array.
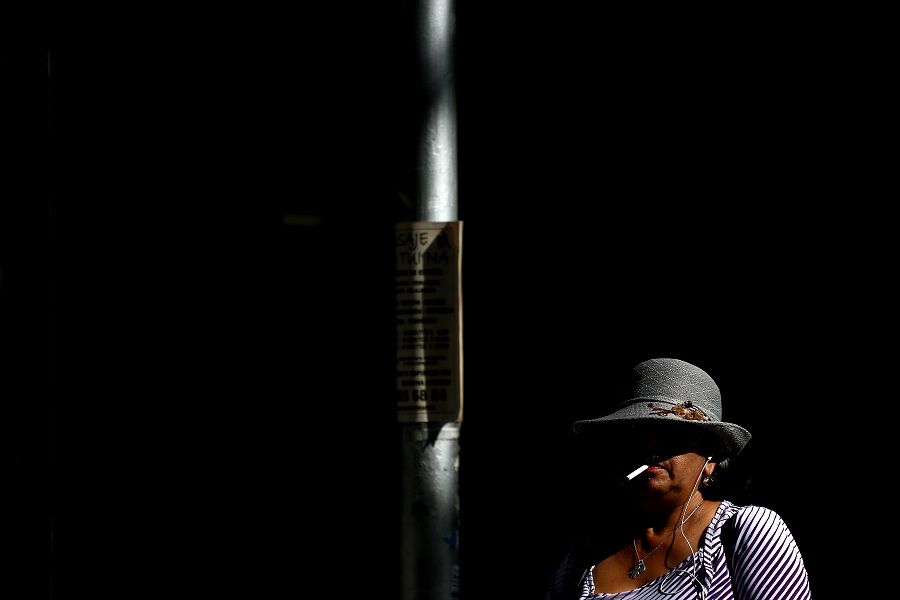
[[572, 358, 751, 457]]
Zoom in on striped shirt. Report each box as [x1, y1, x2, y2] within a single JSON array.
[[546, 501, 811, 600]]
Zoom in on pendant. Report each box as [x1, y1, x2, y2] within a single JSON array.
[[628, 560, 646, 579]]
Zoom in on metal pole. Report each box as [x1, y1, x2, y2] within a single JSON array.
[[401, 422, 460, 599], [401, 2, 459, 599], [415, 0, 457, 223]]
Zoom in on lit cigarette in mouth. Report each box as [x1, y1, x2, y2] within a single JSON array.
[[626, 464, 649, 481]]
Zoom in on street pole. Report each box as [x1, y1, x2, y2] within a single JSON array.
[[415, 0, 457, 224], [400, 1, 459, 599]]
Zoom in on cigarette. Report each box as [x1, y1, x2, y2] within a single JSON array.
[[626, 464, 649, 481]]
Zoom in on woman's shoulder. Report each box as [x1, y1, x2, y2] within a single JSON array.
[[714, 502, 812, 597], [719, 501, 787, 528], [716, 500, 797, 544]]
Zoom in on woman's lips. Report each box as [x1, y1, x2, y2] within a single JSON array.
[[646, 465, 665, 473]]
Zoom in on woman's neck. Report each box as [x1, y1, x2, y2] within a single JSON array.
[[633, 495, 706, 537]]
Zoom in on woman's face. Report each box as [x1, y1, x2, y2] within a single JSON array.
[[622, 425, 716, 502]]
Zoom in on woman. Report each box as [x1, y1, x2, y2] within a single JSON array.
[[546, 358, 811, 600]]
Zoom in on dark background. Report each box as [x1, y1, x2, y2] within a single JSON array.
[[3, 2, 891, 598]]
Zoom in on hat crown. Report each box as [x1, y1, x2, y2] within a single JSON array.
[[572, 358, 750, 456], [627, 358, 723, 421]]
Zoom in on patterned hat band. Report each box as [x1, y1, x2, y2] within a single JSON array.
[[648, 400, 711, 422]]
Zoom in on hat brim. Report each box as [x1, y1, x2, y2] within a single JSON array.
[[572, 403, 751, 458]]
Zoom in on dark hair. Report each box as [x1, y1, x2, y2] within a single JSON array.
[[691, 427, 750, 501], [701, 455, 751, 502]]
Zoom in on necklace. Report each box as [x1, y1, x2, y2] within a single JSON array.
[[627, 500, 705, 579]]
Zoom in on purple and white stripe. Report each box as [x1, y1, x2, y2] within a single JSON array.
[[729, 505, 811, 599], [546, 501, 811, 600]]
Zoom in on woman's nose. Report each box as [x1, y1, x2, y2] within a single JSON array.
[[634, 432, 658, 452]]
